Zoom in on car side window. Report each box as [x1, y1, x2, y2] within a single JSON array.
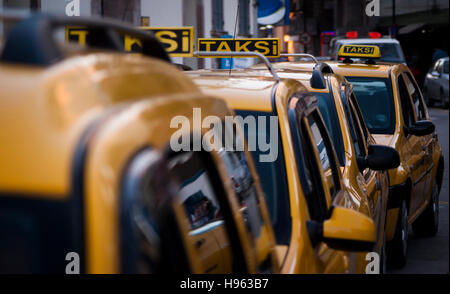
[[288, 97, 328, 222], [306, 109, 341, 200], [350, 93, 370, 146], [167, 150, 234, 273], [342, 90, 366, 158], [403, 72, 427, 120], [397, 75, 416, 128], [218, 123, 273, 272]]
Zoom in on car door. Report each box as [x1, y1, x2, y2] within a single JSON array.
[[345, 88, 381, 217], [403, 72, 435, 204], [397, 73, 426, 215], [288, 95, 348, 273], [429, 60, 442, 98]]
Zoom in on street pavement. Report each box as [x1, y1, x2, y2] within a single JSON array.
[[388, 107, 449, 274]]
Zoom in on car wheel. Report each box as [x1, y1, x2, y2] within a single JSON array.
[[387, 199, 408, 268], [412, 182, 439, 237]]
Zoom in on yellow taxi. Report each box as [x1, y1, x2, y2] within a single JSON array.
[[253, 57, 401, 272], [188, 52, 379, 273], [0, 15, 279, 274], [277, 45, 444, 268]]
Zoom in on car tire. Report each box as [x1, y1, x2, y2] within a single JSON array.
[[387, 199, 408, 269], [412, 182, 439, 237]]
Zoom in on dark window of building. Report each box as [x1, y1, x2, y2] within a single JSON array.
[[238, 0, 250, 36], [212, 0, 224, 35]]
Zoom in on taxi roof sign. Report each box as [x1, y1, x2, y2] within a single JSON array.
[[338, 45, 381, 60], [197, 38, 280, 58]]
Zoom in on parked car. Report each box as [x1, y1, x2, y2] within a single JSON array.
[[423, 57, 449, 108], [258, 55, 401, 272], [0, 15, 279, 274], [327, 45, 444, 268], [188, 54, 379, 273]]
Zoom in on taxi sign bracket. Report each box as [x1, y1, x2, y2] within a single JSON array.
[[194, 51, 280, 82], [280, 53, 319, 64]]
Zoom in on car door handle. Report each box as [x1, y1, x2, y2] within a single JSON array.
[[195, 238, 206, 248]]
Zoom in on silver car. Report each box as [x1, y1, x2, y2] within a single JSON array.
[[423, 57, 449, 108]]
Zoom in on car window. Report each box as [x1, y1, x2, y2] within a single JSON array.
[[307, 109, 341, 200], [217, 121, 274, 272], [288, 98, 330, 222], [397, 75, 416, 128], [403, 72, 427, 120], [234, 110, 292, 246], [346, 77, 396, 134], [348, 97, 368, 157], [350, 92, 370, 145], [167, 150, 233, 273], [340, 89, 366, 158], [314, 92, 346, 166], [444, 60, 449, 74]]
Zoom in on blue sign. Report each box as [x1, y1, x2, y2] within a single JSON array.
[[257, 0, 286, 25], [220, 34, 234, 70]]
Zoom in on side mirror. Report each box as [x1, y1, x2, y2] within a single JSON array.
[[306, 206, 376, 252], [403, 120, 435, 137], [431, 70, 441, 77], [357, 144, 400, 171]]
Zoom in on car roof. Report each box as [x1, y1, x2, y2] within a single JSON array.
[[0, 53, 201, 197], [336, 38, 400, 44], [187, 68, 278, 112]]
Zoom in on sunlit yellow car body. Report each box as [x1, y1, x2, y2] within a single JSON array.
[[249, 63, 393, 271], [188, 69, 377, 273], [275, 59, 444, 266], [0, 51, 280, 273]]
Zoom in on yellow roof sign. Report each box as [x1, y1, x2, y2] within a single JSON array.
[[65, 26, 194, 57], [197, 38, 280, 58], [338, 45, 381, 59]]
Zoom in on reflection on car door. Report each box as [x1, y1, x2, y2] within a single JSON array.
[[168, 151, 232, 273], [347, 92, 383, 225], [403, 72, 435, 203], [289, 96, 348, 273], [397, 74, 426, 214]]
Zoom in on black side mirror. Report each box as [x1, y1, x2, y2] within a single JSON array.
[[357, 144, 400, 171], [403, 120, 435, 137]]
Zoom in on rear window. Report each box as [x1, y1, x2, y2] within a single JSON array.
[[346, 77, 396, 134], [234, 110, 292, 246]]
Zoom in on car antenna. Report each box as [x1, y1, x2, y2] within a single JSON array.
[[229, 1, 240, 76]]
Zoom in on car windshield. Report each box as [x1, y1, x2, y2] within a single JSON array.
[[444, 60, 449, 74], [345, 77, 396, 134], [234, 110, 291, 245], [337, 42, 405, 63], [314, 93, 346, 166]]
